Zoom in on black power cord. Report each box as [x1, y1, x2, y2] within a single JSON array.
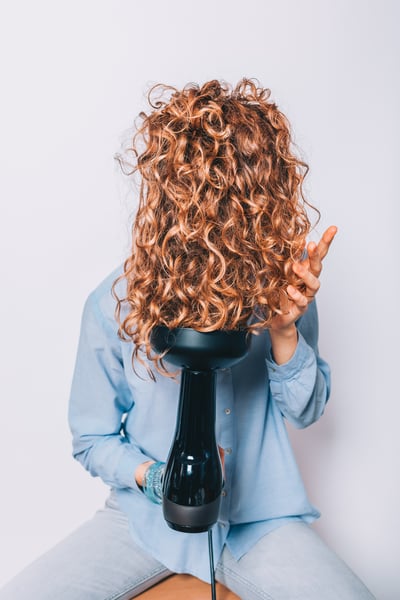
[[208, 528, 217, 600]]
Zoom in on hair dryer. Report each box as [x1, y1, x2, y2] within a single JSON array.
[[150, 326, 251, 533]]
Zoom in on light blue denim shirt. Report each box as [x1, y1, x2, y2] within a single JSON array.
[[68, 266, 331, 583]]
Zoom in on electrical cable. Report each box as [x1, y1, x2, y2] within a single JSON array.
[[208, 528, 217, 600]]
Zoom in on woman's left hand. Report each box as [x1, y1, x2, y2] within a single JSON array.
[[268, 225, 337, 363]]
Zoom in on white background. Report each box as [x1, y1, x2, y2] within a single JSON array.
[[0, 1, 399, 597]]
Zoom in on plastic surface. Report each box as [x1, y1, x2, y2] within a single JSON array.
[[150, 327, 250, 532]]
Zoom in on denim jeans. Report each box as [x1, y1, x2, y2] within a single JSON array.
[[0, 491, 375, 599]]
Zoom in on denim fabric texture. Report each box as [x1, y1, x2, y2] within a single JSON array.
[[0, 492, 375, 599]]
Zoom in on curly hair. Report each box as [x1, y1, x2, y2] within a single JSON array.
[[113, 78, 315, 375]]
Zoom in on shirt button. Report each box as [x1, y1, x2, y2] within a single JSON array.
[[224, 408, 231, 415], [219, 522, 226, 528], [225, 447, 232, 454], [221, 490, 227, 497]]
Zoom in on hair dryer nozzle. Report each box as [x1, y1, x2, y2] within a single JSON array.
[[150, 326, 250, 371]]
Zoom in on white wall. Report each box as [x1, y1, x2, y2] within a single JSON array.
[[0, 1, 398, 597]]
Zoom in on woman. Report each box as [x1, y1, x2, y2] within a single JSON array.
[[0, 79, 374, 599]]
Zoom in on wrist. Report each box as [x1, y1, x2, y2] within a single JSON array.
[[269, 324, 298, 365], [269, 322, 297, 340]]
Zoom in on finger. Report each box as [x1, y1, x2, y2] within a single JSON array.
[[218, 445, 225, 466], [277, 288, 291, 314], [287, 285, 309, 311], [292, 263, 320, 298], [307, 242, 322, 277], [218, 446, 225, 477], [305, 226, 337, 276], [316, 225, 337, 261]]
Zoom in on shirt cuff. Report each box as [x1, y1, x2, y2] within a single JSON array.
[[265, 331, 315, 381], [115, 448, 152, 492]]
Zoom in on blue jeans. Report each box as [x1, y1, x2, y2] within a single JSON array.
[[0, 492, 375, 599]]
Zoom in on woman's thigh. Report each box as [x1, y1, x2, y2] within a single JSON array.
[[0, 493, 171, 600], [216, 521, 375, 600]]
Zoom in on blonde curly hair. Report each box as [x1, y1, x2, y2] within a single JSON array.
[[113, 79, 315, 374]]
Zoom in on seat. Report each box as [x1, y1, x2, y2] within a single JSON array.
[[136, 573, 240, 599]]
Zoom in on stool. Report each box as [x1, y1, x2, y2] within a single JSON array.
[[136, 574, 240, 599]]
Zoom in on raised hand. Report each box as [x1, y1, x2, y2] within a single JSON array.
[[268, 226, 337, 364], [298, 225, 338, 281]]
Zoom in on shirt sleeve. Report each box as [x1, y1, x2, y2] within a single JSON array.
[[68, 291, 150, 491], [265, 300, 331, 429]]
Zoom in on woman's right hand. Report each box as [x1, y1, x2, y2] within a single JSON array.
[[135, 460, 155, 487]]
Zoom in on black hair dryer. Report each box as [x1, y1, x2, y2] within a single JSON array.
[[150, 327, 251, 533]]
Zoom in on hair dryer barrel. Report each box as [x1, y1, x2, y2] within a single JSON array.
[[162, 368, 222, 532], [151, 326, 251, 533]]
